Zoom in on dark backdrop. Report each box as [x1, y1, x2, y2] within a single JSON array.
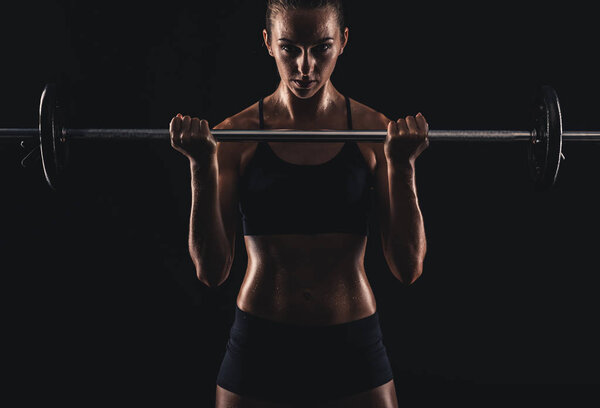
[[2, 0, 599, 405]]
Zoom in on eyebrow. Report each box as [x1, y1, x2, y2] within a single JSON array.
[[278, 37, 334, 43]]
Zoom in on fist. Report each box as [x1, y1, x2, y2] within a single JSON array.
[[169, 114, 217, 165], [384, 113, 429, 166]]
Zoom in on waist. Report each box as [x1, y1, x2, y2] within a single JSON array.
[[237, 262, 376, 325], [241, 215, 369, 236], [244, 233, 367, 272]]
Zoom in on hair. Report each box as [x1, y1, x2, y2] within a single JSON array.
[[265, 0, 346, 39]]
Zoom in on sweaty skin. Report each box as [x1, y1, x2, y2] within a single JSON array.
[[170, 5, 428, 408], [218, 100, 382, 326], [207, 7, 427, 325]]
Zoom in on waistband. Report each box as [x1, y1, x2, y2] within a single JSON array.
[[231, 304, 383, 347]]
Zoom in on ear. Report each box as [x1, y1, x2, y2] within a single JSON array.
[[339, 27, 349, 55], [263, 29, 274, 57]]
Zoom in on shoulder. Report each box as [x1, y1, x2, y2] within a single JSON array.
[[212, 101, 261, 169], [348, 97, 391, 131], [347, 97, 391, 170], [213, 101, 261, 130]]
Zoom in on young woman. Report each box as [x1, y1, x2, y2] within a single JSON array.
[[170, 1, 428, 406]]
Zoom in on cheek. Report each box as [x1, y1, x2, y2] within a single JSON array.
[[274, 54, 295, 71], [276, 61, 295, 78], [315, 53, 338, 72]]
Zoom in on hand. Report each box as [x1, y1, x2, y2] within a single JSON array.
[[384, 113, 429, 166], [169, 114, 217, 166]]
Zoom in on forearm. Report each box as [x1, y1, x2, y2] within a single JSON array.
[[385, 162, 427, 284], [189, 160, 231, 287]]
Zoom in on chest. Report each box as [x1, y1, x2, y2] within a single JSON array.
[[239, 141, 376, 178]]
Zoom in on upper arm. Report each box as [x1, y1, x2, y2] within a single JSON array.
[[213, 118, 241, 261]]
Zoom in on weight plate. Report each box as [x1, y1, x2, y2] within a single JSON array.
[[528, 85, 563, 190]]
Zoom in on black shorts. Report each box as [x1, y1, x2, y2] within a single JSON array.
[[216, 304, 395, 404]]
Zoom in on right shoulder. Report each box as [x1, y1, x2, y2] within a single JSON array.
[[212, 101, 262, 172], [213, 101, 261, 130]]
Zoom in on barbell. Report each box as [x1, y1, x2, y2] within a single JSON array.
[[1, 83, 600, 190]]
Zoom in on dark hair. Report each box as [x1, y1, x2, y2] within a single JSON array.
[[265, 0, 346, 39]]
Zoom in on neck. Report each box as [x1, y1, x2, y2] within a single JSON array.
[[272, 80, 340, 122]]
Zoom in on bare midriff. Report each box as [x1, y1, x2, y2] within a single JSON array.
[[237, 232, 377, 326]]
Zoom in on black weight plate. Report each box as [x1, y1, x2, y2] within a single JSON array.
[[528, 85, 563, 190], [39, 83, 69, 190]]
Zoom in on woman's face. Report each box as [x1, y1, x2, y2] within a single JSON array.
[[264, 7, 348, 99]]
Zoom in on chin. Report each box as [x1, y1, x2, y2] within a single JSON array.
[[288, 81, 323, 99], [291, 90, 317, 99]]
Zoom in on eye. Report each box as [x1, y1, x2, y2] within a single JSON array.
[[280, 45, 299, 53], [314, 43, 332, 53]]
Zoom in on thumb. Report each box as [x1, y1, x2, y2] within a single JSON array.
[[387, 120, 398, 136], [199, 119, 211, 134]]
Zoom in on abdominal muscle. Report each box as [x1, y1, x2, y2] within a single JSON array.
[[237, 232, 378, 326]]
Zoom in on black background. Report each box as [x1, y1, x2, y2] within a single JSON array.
[[1, 0, 599, 405]]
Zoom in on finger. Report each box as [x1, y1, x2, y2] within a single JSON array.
[[170, 116, 181, 133], [181, 115, 192, 144], [200, 119, 215, 145], [190, 118, 201, 144], [181, 115, 192, 130], [396, 118, 409, 136], [405, 116, 418, 135], [387, 120, 398, 137], [169, 116, 181, 146], [416, 112, 429, 134]]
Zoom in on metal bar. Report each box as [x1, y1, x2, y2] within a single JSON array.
[[1, 128, 600, 142], [563, 131, 600, 141], [0, 128, 38, 140], [66, 128, 533, 142]]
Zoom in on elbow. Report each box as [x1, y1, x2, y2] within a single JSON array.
[[397, 266, 423, 286], [386, 250, 425, 286], [194, 256, 233, 288]]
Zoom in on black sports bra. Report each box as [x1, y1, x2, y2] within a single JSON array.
[[238, 96, 374, 236]]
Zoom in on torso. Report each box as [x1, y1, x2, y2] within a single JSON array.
[[219, 92, 389, 326]]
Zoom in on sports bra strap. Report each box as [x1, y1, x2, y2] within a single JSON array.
[[345, 95, 353, 130], [258, 98, 264, 130]]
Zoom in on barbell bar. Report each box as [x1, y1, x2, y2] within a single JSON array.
[[1, 83, 599, 190], [4, 128, 600, 142]]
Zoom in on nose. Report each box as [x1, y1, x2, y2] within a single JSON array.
[[298, 49, 314, 77]]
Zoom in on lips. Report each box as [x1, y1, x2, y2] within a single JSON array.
[[293, 79, 316, 89]]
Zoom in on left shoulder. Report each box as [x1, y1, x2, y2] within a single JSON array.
[[347, 97, 391, 130], [347, 97, 391, 172]]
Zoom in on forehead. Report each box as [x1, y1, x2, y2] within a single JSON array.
[[271, 7, 339, 43]]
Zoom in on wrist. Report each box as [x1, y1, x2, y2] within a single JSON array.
[[387, 157, 415, 173], [190, 156, 217, 175]]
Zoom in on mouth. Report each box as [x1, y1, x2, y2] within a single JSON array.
[[292, 79, 316, 89]]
